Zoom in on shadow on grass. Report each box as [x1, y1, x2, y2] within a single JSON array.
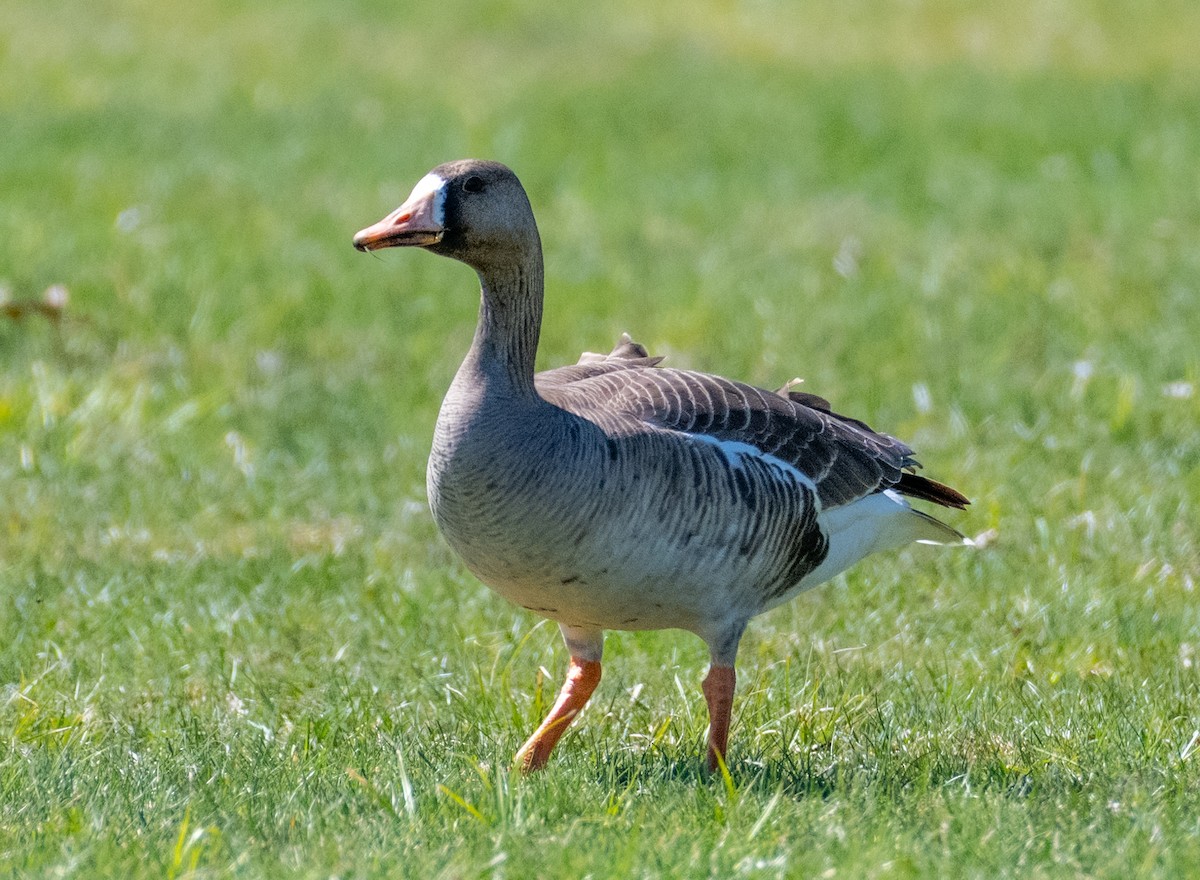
[[591, 743, 1064, 803]]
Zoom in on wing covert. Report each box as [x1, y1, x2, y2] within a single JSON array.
[[535, 336, 938, 509]]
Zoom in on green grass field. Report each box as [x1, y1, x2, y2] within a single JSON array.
[[3, 0, 1199, 876]]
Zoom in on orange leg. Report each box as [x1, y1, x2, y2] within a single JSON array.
[[515, 656, 602, 772], [702, 665, 736, 772]]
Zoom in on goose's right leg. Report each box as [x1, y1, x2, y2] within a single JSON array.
[[701, 620, 746, 772]]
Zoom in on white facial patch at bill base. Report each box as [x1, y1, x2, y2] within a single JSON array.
[[405, 173, 447, 225]]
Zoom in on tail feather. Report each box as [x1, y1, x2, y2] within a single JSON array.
[[894, 472, 970, 510]]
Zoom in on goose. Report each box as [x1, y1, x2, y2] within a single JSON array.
[[353, 159, 970, 772]]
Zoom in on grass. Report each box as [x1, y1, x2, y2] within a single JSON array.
[[2, 0, 1199, 876]]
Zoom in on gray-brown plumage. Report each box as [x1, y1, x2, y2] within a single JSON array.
[[353, 159, 970, 772], [538, 335, 969, 511]]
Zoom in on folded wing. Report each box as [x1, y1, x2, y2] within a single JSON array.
[[535, 334, 969, 512]]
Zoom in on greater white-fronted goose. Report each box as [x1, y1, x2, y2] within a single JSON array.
[[354, 160, 970, 772]]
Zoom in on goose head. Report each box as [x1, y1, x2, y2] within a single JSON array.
[[353, 160, 540, 276]]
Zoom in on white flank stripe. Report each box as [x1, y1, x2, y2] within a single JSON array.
[[688, 433, 820, 499]]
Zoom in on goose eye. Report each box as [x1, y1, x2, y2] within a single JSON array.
[[462, 176, 485, 194]]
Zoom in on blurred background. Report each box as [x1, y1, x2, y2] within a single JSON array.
[[3, 0, 1196, 555], [2, 0, 1199, 874]]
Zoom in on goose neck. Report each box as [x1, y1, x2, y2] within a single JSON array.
[[463, 258, 544, 398]]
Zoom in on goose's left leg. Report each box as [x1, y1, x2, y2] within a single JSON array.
[[515, 625, 603, 772], [702, 620, 746, 772]]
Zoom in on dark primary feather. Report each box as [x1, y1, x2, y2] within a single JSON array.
[[535, 335, 970, 512]]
